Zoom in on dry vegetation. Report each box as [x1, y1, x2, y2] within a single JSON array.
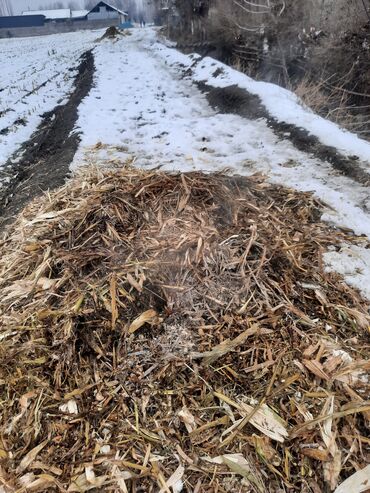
[[159, 0, 370, 138], [0, 164, 369, 492]]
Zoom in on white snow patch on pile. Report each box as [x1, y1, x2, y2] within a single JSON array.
[[324, 245, 370, 299], [72, 28, 370, 300]]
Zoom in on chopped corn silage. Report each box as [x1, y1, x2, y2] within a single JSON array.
[[0, 165, 369, 493]]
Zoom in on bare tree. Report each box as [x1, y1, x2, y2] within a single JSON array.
[[359, 0, 370, 21], [0, 0, 13, 15], [84, 0, 97, 9], [85, 0, 98, 10], [36, 1, 68, 9], [224, 0, 293, 34]]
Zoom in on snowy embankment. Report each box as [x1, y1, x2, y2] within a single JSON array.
[[72, 28, 370, 299], [0, 30, 97, 185], [190, 55, 370, 164]]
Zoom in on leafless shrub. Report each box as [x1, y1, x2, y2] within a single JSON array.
[[163, 0, 370, 137], [294, 76, 358, 128], [300, 28, 370, 135]]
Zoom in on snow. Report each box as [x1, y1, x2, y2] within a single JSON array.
[[190, 56, 370, 166], [22, 9, 71, 20], [324, 245, 370, 299], [0, 30, 98, 187], [101, 3, 128, 16], [71, 10, 89, 18], [149, 38, 370, 165]]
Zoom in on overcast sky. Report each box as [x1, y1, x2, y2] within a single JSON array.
[[10, 0, 84, 14]]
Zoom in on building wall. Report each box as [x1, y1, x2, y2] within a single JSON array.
[[0, 15, 44, 28], [87, 9, 119, 21], [0, 18, 119, 38], [87, 5, 127, 23]]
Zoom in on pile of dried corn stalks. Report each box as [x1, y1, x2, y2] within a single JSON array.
[[0, 165, 369, 493]]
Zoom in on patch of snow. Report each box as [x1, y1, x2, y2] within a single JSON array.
[[331, 349, 353, 364], [151, 34, 370, 163], [323, 245, 370, 299], [59, 399, 78, 414], [71, 10, 89, 18], [173, 480, 183, 493], [99, 444, 111, 454]]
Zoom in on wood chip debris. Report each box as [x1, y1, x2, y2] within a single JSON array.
[[0, 165, 369, 492]]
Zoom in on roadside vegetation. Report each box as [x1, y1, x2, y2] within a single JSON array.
[[153, 0, 370, 138]]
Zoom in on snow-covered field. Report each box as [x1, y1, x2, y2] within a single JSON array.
[[1, 28, 370, 298], [0, 30, 97, 172]]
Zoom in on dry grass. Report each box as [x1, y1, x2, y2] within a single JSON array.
[[294, 75, 370, 138], [294, 77, 339, 117], [0, 164, 369, 492], [294, 25, 370, 139]]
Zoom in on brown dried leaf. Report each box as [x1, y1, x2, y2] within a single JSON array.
[[68, 472, 109, 492], [203, 454, 264, 492], [128, 309, 158, 334], [17, 440, 48, 474], [178, 407, 196, 433], [191, 325, 270, 364], [301, 447, 330, 462], [323, 449, 342, 491], [303, 359, 330, 381]]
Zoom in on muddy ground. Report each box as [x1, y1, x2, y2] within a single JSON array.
[[0, 49, 95, 228]]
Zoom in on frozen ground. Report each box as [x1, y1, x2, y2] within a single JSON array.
[[0, 30, 97, 179], [72, 28, 370, 299]]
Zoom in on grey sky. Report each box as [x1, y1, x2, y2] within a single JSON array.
[[10, 0, 84, 14]]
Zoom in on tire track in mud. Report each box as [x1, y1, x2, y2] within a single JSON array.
[[0, 49, 95, 228], [196, 82, 370, 186]]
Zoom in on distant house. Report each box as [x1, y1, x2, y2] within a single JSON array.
[[86, 1, 128, 23], [22, 9, 71, 22], [21, 3, 128, 24], [0, 15, 45, 28], [0, 1, 128, 36]]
